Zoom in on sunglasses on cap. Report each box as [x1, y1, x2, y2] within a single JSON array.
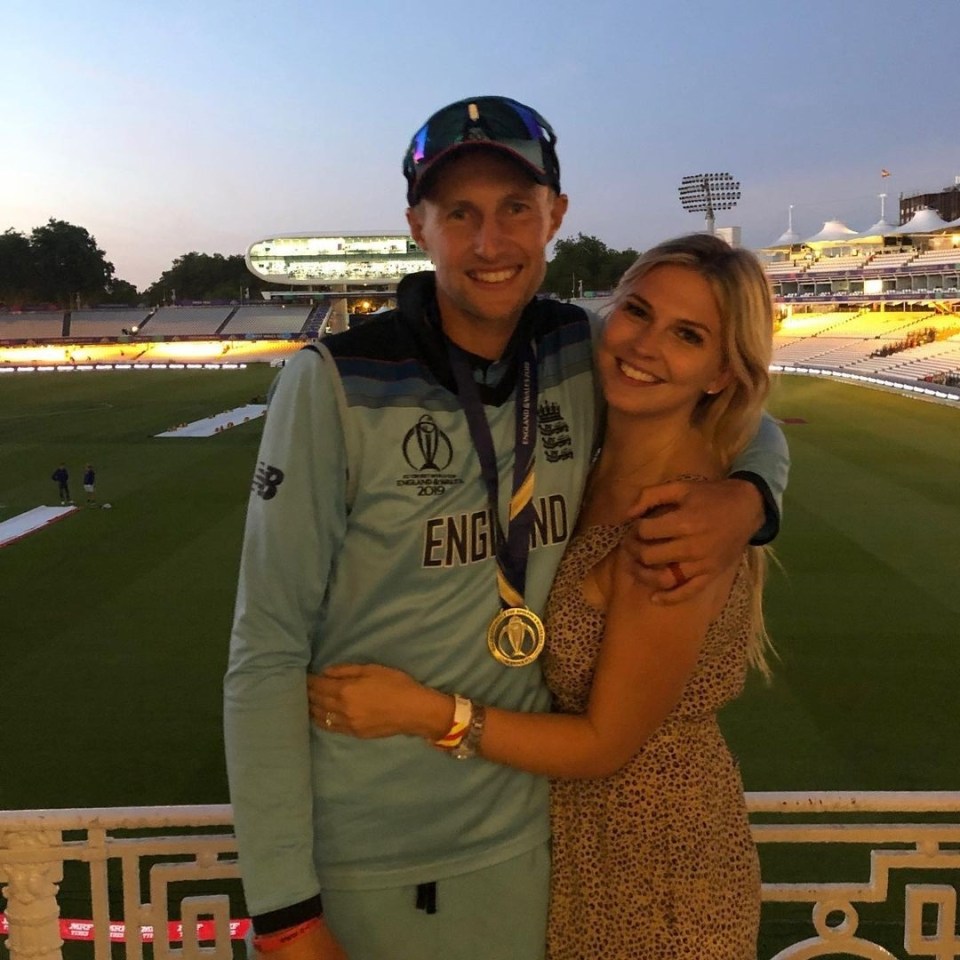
[[403, 96, 561, 206]]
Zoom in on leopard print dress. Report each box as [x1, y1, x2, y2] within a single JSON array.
[[543, 523, 761, 960]]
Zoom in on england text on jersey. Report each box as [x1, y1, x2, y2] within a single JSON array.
[[422, 494, 569, 568]]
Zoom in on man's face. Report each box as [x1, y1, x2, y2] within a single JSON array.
[[407, 150, 568, 340]]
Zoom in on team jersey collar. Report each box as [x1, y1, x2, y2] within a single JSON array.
[[397, 271, 538, 405]]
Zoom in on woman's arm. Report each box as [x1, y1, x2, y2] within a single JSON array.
[[309, 549, 737, 780]]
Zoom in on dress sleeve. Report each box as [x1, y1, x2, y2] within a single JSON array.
[[729, 410, 791, 545], [223, 347, 348, 916]]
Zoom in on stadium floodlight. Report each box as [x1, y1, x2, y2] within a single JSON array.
[[678, 172, 741, 235]]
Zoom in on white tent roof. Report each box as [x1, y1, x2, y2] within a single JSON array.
[[771, 228, 801, 247], [893, 207, 950, 234], [852, 218, 897, 240], [804, 219, 859, 243]]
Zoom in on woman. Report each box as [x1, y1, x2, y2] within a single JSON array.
[[308, 233, 775, 959]]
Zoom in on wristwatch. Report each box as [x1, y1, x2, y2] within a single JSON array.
[[452, 703, 486, 760]]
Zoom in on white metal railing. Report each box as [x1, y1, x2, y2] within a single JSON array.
[[2, 793, 960, 960]]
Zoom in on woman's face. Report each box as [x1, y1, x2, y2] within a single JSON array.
[[598, 263, 730, 420]]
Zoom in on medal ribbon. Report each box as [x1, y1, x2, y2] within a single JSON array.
[[446, 337, 538, 610]]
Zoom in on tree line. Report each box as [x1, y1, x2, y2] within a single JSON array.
[[0, 219, 638, 308]]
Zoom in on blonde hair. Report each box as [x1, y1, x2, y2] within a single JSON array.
[[612, 233, 776, 677]]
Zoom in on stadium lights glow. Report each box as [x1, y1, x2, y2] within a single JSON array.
[[678, 172, 741, 235]]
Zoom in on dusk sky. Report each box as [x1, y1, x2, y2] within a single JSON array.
[[4, 0, 958, 291]]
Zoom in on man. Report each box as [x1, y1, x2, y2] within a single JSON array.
[[83, 464, 96, 506], [52, 463, 70, 504], [224, 95, 788, 960]]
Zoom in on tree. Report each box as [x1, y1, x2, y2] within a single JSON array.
[[29, 219, 117, 307], [0, 229, 35, 307], [101, 278, 141, 305], [142, 252, 267, 304], [543, 233, 640, 298]]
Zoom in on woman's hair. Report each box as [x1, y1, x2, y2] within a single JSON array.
[[611, 233, 777, 676]]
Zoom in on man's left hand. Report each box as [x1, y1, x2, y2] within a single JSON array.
[[623, 477, 764, 604]]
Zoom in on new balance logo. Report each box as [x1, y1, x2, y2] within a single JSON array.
[[253, 462, 284, 500]]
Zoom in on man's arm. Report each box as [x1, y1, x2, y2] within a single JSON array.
[[729, 410, 790, 545], [223, 349, 347, 939], [625, 411, 789, 602]]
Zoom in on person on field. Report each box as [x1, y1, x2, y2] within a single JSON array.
[[83, 464, 96, 506], [52, 463, 70, 504], [224, 95, 789, 960]]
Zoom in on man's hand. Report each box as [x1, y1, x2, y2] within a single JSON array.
[[623, 477, 764, 604], [255, 920, 348, 960]]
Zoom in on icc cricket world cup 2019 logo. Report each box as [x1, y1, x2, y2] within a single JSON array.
[[397, 414, 461, 497], [403, 414, 453, 471]]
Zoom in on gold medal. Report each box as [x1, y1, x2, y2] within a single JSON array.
[[487, 607, 545, 667]]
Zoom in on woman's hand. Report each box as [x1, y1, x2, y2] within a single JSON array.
[[307, 664, 453, 740]]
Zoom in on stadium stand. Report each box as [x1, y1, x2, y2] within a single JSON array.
[[805, 254, 868, 274], [776, 311, 861, 337], [906, 249, 960, 269], [772, 337, 861, 365], [144, 306, 235, 336], [0, 312, 66, 340], [220, 305, 312, 335], [302, 303, 332, 338], [68, 309, 153, 337], [770, 309, 960, 371], [845, 336, 960, 378], [829, 311, 939, 338], [765, 259, 809, 277], [862, 251, 917, 271]]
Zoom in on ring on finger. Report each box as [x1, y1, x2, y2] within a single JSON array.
[[667, 562, 688, 589], [323, 711, 336, 729]]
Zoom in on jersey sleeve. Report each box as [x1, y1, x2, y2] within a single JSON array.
[[729, 411, 790, 545], [223, 347, 348, 917]]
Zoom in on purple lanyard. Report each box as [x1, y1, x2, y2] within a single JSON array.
[[446, 336, 538, 609]]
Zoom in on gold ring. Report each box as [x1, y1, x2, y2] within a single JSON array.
[[323, 711, 335, 729]]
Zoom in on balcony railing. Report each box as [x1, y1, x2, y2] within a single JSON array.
[[2, 792, 960, 960]]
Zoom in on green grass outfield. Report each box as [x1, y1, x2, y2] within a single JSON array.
[[1, 367, 959, 955]]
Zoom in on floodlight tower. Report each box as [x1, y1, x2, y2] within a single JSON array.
[[678, 173, 741, 235]]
